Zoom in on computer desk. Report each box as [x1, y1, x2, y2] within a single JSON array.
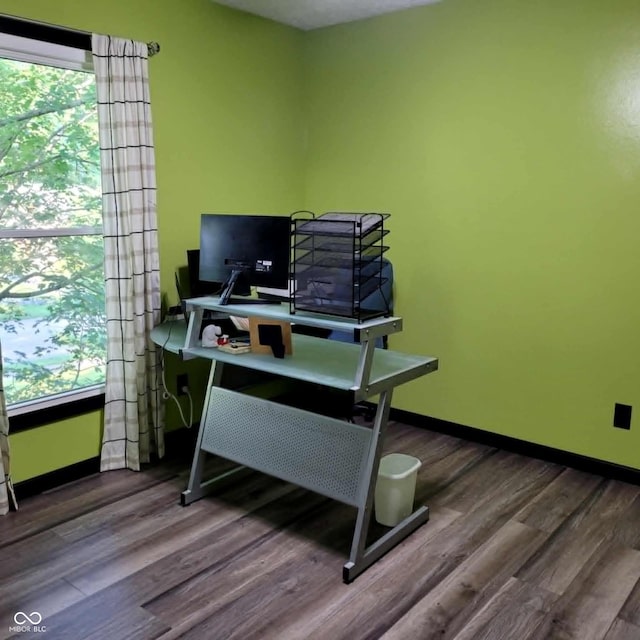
[[151, 296, 438, 583]]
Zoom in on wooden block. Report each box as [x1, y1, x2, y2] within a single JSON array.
[[248, 316, 292, 356]]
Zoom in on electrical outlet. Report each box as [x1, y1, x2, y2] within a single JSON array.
[[177, 373, 189, 396], [613, 403, 632, 430]]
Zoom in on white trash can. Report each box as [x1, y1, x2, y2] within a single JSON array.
[[374, 453, 422, 527]]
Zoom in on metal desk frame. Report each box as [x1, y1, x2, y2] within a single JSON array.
[[157, 296, 438, 583]]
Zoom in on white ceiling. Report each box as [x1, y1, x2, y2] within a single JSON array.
[[212, 0, 440, 31]]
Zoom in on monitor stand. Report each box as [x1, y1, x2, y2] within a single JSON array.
[[219, 269, 281, 306]]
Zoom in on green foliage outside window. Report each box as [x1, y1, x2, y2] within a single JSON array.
[[0, 57, 106, 406]]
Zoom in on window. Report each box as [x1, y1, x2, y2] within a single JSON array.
[[0, 34, 105, 417]]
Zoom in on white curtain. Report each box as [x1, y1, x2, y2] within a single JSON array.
[[92, 34, 164, 471], [0, 340, 17, 514]]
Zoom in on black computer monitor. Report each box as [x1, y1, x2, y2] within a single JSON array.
[[199, 213, 291, 305]]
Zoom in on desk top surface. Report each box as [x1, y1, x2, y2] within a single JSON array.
[[151, 321, 438, 395]]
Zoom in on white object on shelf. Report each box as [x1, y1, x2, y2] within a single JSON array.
[[374, 453, 422, 527], [201, 324, 221, 347]]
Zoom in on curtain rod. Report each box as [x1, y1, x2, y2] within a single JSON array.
[[0, 13, 160, 56]]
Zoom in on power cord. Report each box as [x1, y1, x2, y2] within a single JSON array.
[[159, 321, 194, 429], [161, 365, 194, 429]]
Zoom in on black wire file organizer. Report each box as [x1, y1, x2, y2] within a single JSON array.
[[291, 211, 391, 322]]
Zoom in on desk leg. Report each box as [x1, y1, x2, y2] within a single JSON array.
[[180, 360, 250, 506], [343, 389, 429, 583]]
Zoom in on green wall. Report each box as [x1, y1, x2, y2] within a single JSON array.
[[0, 0, 305, 481], [5, 0, 640, 481], [303, 0, 640, 467]]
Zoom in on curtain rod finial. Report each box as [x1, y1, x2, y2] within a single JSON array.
[[147, 41, 160, 56]]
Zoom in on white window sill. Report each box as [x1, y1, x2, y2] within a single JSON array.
[[8, 384, 105, 417]]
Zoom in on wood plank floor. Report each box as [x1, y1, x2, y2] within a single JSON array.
[[2, 420, 640, 640]]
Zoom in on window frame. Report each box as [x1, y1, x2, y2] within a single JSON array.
[[0, 30, 105, 426]]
